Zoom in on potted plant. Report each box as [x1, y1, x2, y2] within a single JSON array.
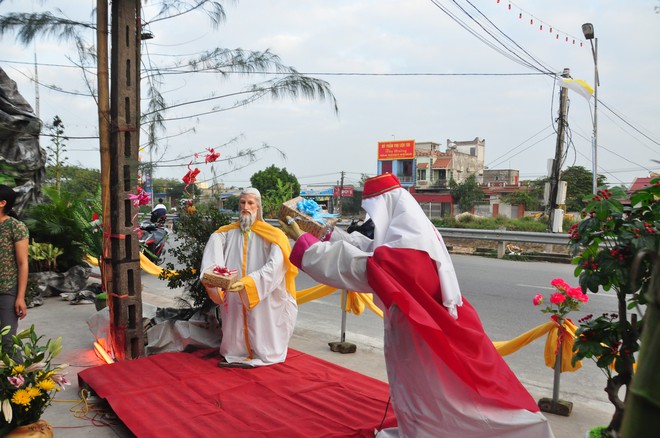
[[570, 179, 659, 436], [0, 324, 70, 437]]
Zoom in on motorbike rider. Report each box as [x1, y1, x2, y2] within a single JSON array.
[[150, 198, 167, 223]]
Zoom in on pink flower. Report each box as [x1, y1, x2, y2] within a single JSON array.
[[533, 294, 543, 306], [566, 287, 583, 300], [128, 186, 151, 207], [550, 278, 569, 292], [7, 375, 24, 388], [51, 373, 71, 388], [550, 292, 566, 305], [577, 293, 589, 303]]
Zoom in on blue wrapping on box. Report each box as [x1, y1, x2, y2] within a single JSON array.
[[296, 199, 338, 225]]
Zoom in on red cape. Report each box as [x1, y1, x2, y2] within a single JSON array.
[[366, 246, 539, 413]]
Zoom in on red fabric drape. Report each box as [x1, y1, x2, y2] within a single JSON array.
[[367, 246, 539, 412]]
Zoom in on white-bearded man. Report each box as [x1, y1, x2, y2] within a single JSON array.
[[279, 174, 554, 437], [200, 188, 298, 367]]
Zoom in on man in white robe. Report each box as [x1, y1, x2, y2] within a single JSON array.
[[201, 188, 298, 367], [280, 173, 554, 437]]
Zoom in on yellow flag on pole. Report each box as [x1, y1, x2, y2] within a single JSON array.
[[557, 77, 594, 101]]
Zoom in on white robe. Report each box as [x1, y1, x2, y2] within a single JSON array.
[[201, 227, 297, 366], [294, 231, 554, 438]]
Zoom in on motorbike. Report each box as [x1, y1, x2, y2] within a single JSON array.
[[346, 217, 375, 239], [138, 218, 170, 265]]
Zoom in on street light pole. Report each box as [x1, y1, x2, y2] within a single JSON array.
[[582, 23, 600, 194]]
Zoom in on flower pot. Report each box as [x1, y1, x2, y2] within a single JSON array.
[[5, 420, 53, 437]]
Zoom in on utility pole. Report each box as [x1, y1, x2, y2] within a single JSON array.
[[547, 68, 570, 233], [96, 0, 113, 351], [33, 51, 39, 118], [338, 170, 345, 216], [106, 0, 144, 360]]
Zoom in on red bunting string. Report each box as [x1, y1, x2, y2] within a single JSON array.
[[496, 0, 584, 48]]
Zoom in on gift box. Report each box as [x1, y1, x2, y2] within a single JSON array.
[[279, 197, 338, 239], [202, 265, 238, 290]]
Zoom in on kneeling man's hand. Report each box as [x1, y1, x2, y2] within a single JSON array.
[[227, 281, 244, 292]]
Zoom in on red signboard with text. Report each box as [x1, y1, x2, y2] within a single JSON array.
[[333, 186, 354, 198], [378, 139, 415, 160]]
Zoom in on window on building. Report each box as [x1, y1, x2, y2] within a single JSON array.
[[417, 169, 427, 180], [398, 160, 414, 183]]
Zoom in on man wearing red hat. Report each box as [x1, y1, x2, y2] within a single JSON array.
[[280, 173, 554, 437]]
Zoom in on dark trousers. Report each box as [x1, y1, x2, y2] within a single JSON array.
[[0, 287, 19, 358]]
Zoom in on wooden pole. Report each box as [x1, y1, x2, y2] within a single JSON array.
[[96, 0, 112, 323]]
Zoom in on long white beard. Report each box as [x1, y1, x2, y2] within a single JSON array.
[[239, 211, 256, 231]]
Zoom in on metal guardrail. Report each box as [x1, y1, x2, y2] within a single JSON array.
[[436, 228, 570, 246], [174, 217, 569, 259]]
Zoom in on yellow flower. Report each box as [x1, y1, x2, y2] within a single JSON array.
[[11, 389, 32, 406], [11, 365, 25, 376], [36, 379, 56, 391], [27, 386, 42, 398]]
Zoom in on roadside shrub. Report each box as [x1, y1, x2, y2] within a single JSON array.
[[160, 203, 231, 308]]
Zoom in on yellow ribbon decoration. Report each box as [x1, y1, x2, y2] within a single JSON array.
[[87, 254, 583, 370]]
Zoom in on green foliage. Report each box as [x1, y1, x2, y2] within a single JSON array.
[[250, 166, 300, 199], [45, 115, 67, 192], [588, 426, 609, 438], [161, 203, 231, 308], [561, 166, 607, 212], [573, 313, 635, 376], [27, 241, 63, 272], [151, 177, 200, 201], [449, 175, 484, 212], [527, 166, 607, 212], [23, 186, 99, 271], [261, 179, 295, 219], [499, 189, 540, 210], [570, 179, 660, 433], [70, 191, 103, 262], [431, 215, 547, 232], [340, 191, 363, 215], [224, 195, 239, 212], [44, 165, 100, 198]]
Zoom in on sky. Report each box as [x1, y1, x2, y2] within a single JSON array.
[[1, 0, 659, 190]]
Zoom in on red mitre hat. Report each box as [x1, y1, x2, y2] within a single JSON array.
[[362, 173, 402, 199]]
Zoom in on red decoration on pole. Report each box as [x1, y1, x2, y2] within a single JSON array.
[[550, 27, 553, 33], [508, 3, 511, 10], [530, 19, 533, 25], [519, 12, 522, 19], [540, 25, 543, 30], [565, 36, 568, 42], [556, 34, 559, 39]]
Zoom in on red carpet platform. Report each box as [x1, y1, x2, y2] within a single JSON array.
[[78, 349, 396, 437]]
